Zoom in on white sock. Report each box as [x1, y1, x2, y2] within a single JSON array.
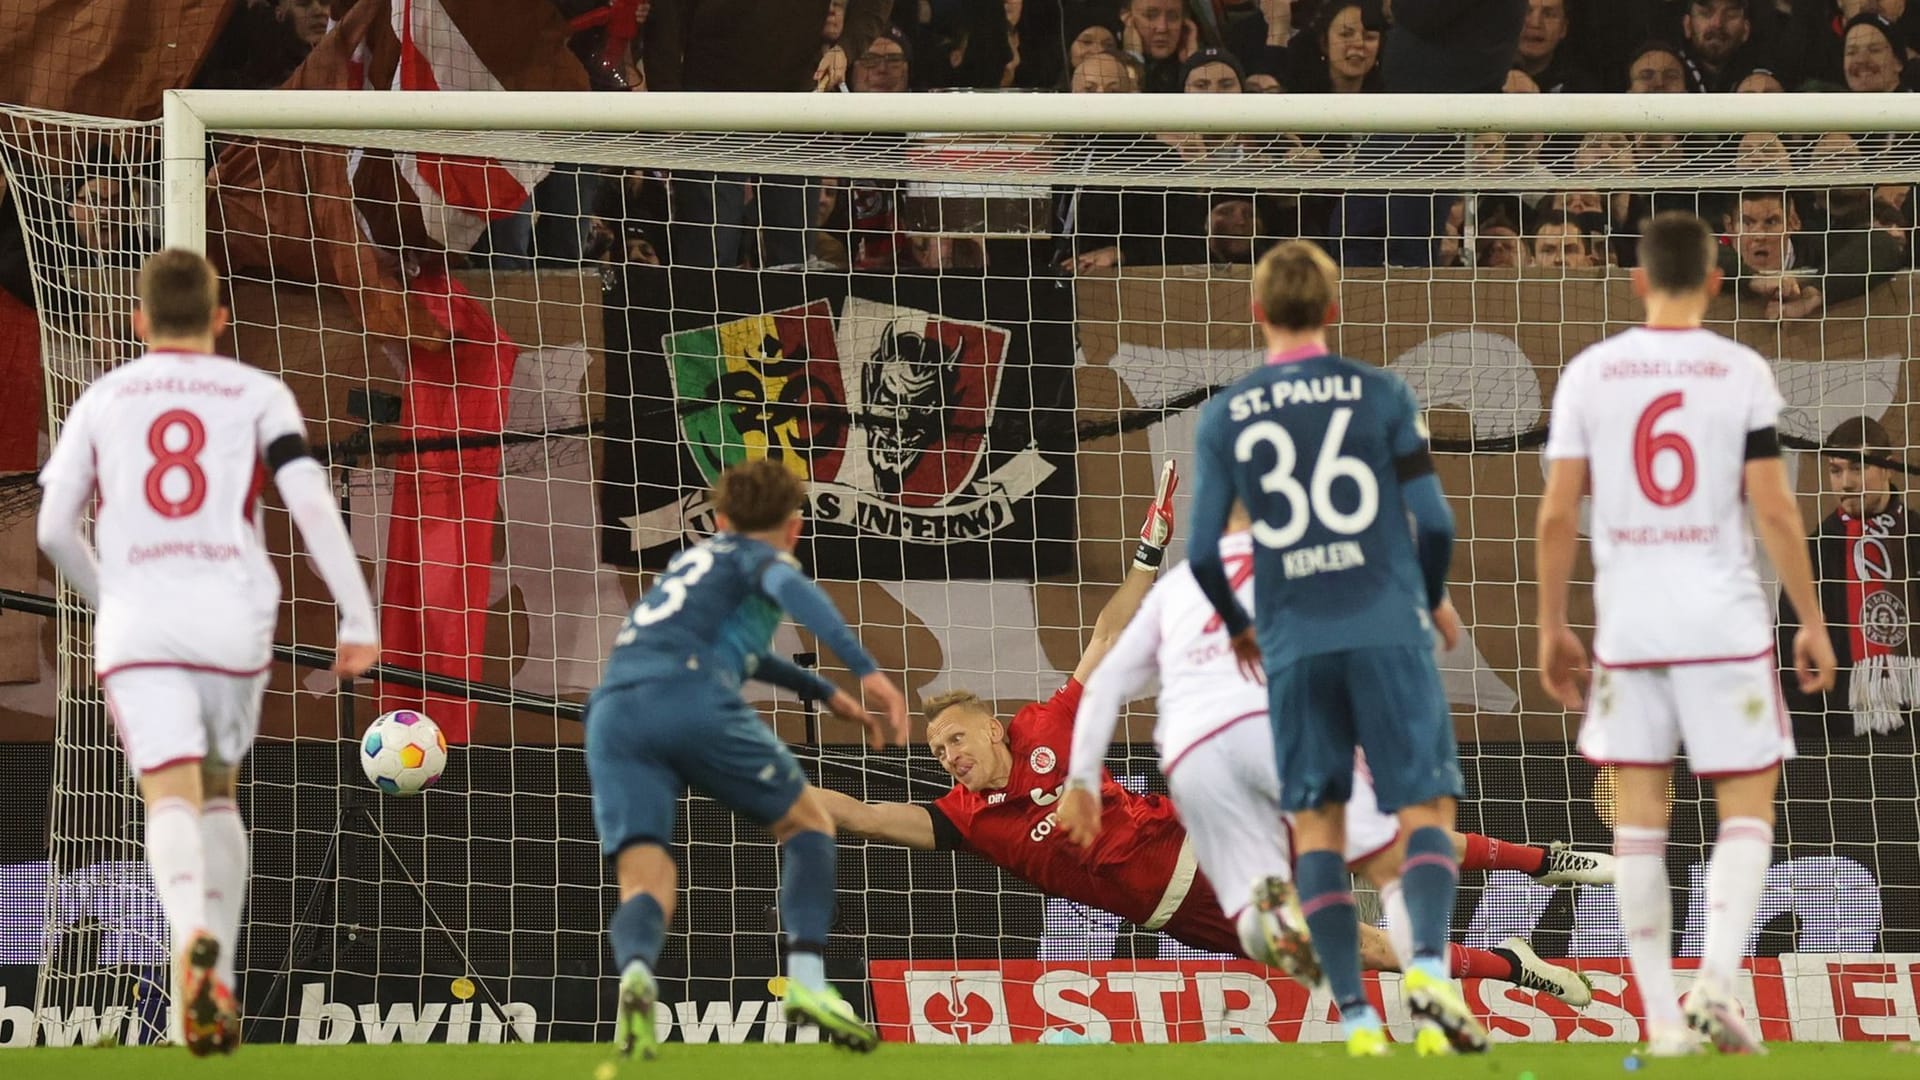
[[1380, 879, 1415, 971], [1701, 817, 1773, 993], [1614, 825, 1681, 1027], [147, 797, 208, 951], [200, 798, 249, 987]]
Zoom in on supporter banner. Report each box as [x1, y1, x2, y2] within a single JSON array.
[[600, 266, 1079, 579], [869, 956, 1920, 1044]]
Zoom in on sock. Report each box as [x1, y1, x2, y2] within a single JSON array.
[[1615, 824, 1682, 1027], [1701, 817, 1773, 992], [1459, 833, 1547, 875], [1380, 879, 1414, 970], [199, 799, 248, 988], [780, 830, 837, 992], [1469, 944, 1523, 982], [1400, 826, 1459, 970], [147, 797, 208, 950], [1296, 850, 1376, 1031], [609, 893, 666, 971], [787, 948, 827, 994]]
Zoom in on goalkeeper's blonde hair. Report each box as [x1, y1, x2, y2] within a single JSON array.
[[923, 689, 993, 725], [1252, 239, 1338, 331]]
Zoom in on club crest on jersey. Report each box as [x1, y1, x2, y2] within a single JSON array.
[[662, 298, 1051, 546], [1028, 746, 1057, 775]]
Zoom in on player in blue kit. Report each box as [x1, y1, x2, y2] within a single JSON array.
[[588, 460, 909, 1058], [1186, 241, 1481, 1058]]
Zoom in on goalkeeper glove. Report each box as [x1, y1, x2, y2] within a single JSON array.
[[1132, 459, 1179, 572]]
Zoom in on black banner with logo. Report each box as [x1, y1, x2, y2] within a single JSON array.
[[598, 265, 1079, 578]]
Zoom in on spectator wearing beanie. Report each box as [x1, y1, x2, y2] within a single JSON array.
[[1180, 46, 1246, 91], [1058, 12, 1124, 87], [1382, 0, 1526, 93], [1844, 13, 1910, 91]]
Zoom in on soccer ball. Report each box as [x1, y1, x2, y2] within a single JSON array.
[[359, 710, 448, 795]]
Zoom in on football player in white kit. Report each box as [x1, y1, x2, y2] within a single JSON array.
[[1059, 501, 1598, 1007], [36, 250, 378, 1054], [1536, 212, 1836, 1056]]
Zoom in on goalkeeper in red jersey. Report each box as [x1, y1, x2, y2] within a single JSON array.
[[813, 462, 1605, 1003]]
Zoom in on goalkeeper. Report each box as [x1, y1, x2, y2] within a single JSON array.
[[814, 463, 1604, 1003]]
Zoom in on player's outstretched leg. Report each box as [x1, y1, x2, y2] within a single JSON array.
[[776, 796, 877, 1052], [1458, 833, 1616, 887], [1378, 880, 1593, 1007], [608, 845, 672, 1060], [1398, 819, 1489, 1056]]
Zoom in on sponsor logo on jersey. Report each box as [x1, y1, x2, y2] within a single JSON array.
[[1029, 746, 1056, 775], [663, 299, 1048, 545]]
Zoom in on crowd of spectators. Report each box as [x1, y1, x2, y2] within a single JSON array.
[[6, 0, 1916, 319]]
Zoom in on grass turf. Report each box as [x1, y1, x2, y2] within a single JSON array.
[[6, 1042, 1917, 1080]]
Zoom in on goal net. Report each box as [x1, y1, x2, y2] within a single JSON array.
[[2, 89, 1918, 1047]]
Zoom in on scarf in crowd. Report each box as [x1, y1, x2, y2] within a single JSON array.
[[1840, 503, 1918, 734]]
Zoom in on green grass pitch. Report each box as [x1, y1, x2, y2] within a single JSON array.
[[7, 1042, 1917, 1080]]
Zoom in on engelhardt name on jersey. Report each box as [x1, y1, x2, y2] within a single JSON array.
[[37, 351, 308, 675], [1544, 327, 1785, 666]]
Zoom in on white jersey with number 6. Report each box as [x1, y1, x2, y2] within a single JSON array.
[[1543, 327, 1785, 666], [37, 350, 306, 676]]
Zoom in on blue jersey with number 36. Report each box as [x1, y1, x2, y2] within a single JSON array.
[[601, 533, 876, 694], [1189, 352, 1448, 669]]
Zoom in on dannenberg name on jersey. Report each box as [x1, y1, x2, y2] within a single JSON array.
[[1225, 375, 1363, 421]]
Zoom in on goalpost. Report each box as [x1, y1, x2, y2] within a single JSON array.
[[1, 88, 1918, 1047]]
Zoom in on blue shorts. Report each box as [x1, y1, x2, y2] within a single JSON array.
[[1267, 646, 1463, 815], [585, 677, 807, 857]]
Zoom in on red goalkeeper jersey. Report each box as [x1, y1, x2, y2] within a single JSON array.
[[928, 680, 1198, 930]]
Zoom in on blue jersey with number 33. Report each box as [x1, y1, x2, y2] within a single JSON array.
[[1187, 351, 1453, 670], [601, 533, 876, 694]]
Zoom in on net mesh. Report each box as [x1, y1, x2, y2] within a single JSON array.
[[1, 100, 1918, 1045]]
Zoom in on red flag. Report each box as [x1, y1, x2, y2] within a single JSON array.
[[375, 271, 514, 741]]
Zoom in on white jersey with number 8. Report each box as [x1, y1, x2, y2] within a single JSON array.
[[37, 350, 307, 676], [1544, 327, 1785, 666]]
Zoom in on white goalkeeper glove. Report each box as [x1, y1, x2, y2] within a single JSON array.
[[1132, 459, 1179, 573]]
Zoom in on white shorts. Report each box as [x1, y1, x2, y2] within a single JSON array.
[[1163, 715, 1400, 919], [101, 667, 269, 774], [1578, 653, 1796, 777]]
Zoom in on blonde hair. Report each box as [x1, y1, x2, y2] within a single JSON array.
[[922, 689, 992, 724], [1252, 240, 1338, 331]]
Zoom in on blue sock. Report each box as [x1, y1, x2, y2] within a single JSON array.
[[1401, 825, 1460, 972], [1295, 849, 1376, 1031], [781, 830, 837, 991], [609, 892, 665, 971]]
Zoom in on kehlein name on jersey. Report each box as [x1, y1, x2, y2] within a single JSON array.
[[1282, 540, 1366, 579], [1597, 358, 1730, 380], [1227, 375, 1362, 420], [1608, 525, 1720, 546]]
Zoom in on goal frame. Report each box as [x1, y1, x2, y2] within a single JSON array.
[[158, 88, 1920, 252]]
